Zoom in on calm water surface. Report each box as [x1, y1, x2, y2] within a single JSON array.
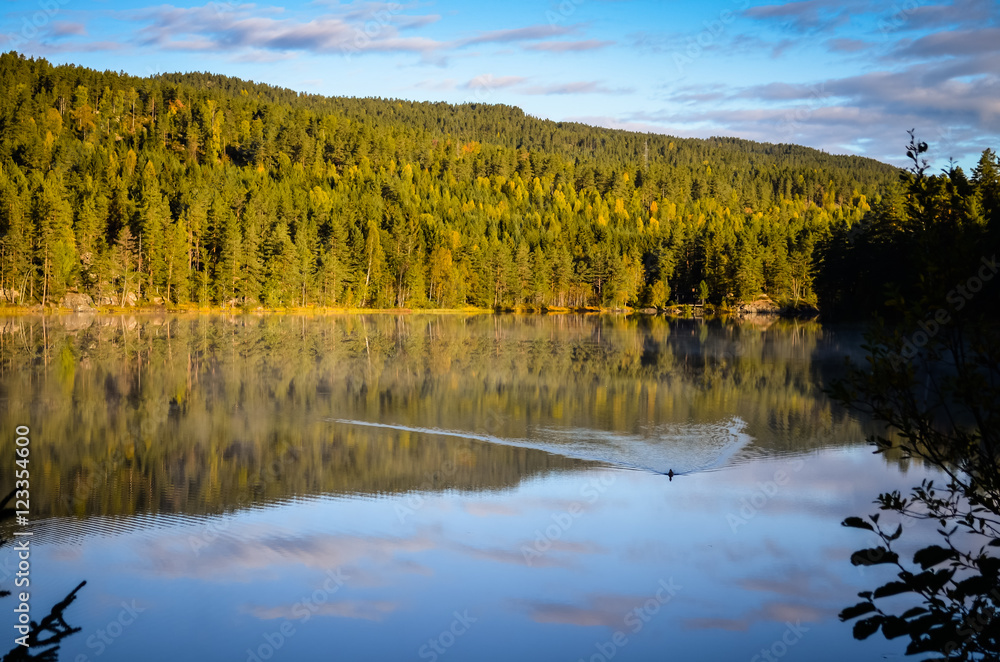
[[0, 314, 936, 661]]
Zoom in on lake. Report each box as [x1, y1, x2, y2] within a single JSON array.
[[0, 313, 937, 661]]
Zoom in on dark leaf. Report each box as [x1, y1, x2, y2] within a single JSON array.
[[881, 615, 910, 639], [926, 568, 955, 593], [851, 547, 899, 566], [913, 545, 957, 570], [839, 601, 877, 621], [853, 616, 883, 640], [977, 556, 1000, 580], [952, 575, 991, 599], [873, 581, 912, 599], [842, 516, 875, 532]]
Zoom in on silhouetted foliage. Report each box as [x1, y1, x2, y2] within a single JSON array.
[[815, 132, 999, 320], [833, 135, 1000, 661], [0, 490, 85, 661]]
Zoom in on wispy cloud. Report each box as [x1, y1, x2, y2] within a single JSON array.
[[3, 0, 996, 166], [26, 40, 125, 54], [605, 6, 1000, 167], [683, 601, 829, 631], [627, 61, 998, 165], [50, 21, 87, 37], [102, 4, 591, 64], [230, 49, 298, 63], [464, 74, 527, 90], [742, 0, 855, 33], [524, 39, 614, 52], [249, 600, 399, 622], [514, 593, 664, 628], [826, 37, 871, 53], [522, 80, 634, 95], [877, 0, 999, 32], [460, 24, 581, 46], [891, 27, 1000, 58], [123, 2, 445, 56]]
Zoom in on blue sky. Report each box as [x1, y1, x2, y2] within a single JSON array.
[[3, 0, 998, 168]]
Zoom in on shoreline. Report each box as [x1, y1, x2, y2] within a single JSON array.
[[0, 302, 819, 320]]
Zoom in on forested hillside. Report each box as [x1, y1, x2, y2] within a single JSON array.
[[0, 51, 922, 310]]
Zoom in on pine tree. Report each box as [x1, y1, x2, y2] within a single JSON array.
[[0, 167, 33, 303], [972, 149, 1000, 222], [111, 226, 138, 306], [428, 246, 453, 307], [164, 219, 189, 303], [32, 173, 77, 304], [360, 219, 384, 307], [210, 199, 240, 305], [139, 160, 169, 299], [238, 191, 268, 304]]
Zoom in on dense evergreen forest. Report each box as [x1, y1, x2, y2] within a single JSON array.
[[0, 51, 996, 314]]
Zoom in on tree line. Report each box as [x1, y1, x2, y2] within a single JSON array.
[[2, 51, 995, 315]]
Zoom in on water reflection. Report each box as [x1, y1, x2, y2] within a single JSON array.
[[0, 314, 876, 520], [0, 314, 926, 661], [326, 417, 751, 475], [11, 456, 937, 662], [1, 489, 85, 661]]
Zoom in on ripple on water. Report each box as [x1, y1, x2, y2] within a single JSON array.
[[327, 416, 752, 476]]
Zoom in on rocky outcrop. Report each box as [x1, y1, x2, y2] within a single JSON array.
[[97, 292, 138, 306], [736, 297, 819, 322], [60, 293, 95, 311], [59, 313, 96, 331], [737, 297, 781, 316]]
